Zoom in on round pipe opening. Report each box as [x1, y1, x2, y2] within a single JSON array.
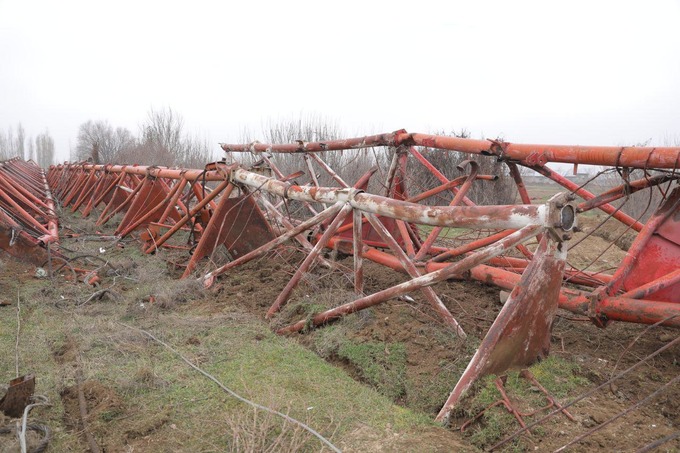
[[560, 205, 575, 231]]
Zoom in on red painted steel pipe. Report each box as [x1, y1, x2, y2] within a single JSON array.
[[578, 174, 677, 212], [51, 163, 226, 182], [531, 165, 644, 231], [364, 212, 466, 337], [398, 132, 680, 169], [594, 297, 680, 327], [278, 225, 542, 334], [144, 179, 233, 253], [222, 130, 680, 170], [0, 159, 58, 247], [620, 269, 680, 300], [431, 230, 516, 262]]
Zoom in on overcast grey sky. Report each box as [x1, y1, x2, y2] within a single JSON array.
[[1, 0, 680, 163]]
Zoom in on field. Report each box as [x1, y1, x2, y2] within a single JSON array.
[[0, 205, 678, 452]]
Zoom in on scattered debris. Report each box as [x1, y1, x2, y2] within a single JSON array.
[[1, 130, 679, 446], [0, 375, 35, 418]]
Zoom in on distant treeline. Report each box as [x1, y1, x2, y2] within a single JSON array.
[[71, 107, 216, 169], [0, 123, 54, 168]]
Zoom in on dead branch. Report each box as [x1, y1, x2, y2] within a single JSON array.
[[75, 354, 101, 453]]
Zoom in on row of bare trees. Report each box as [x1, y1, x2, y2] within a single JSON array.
[[73, 108, 216, 168], [408, 129, 518, 206], [0, 123, 55, 168], [72, 110, 675, 221]]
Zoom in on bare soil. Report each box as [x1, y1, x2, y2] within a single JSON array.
[[191, 231, 680, 452], [0, 213, 678, 452]]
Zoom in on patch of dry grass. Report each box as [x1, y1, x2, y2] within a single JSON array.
[[0, 215, 445, 451]]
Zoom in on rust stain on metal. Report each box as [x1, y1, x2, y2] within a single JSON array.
[[0, 374, 35, 418], [436, 237, 566, 422]]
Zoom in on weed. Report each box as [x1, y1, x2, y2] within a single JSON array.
[[337, 341, 407, 400], [461, 356, 588, 450], [225, 406, 321, 453], [99, 408, 124, 422]]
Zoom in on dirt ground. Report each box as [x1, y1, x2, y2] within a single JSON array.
[[218, 253, 680, 452], [0, 210, 678, 452]]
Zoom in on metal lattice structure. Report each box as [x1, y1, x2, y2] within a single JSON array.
[[2, 129, 679, 421]]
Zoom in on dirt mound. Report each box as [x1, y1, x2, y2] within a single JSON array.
[[60, 379, 145, 451], [60, 380, 125, 430], [578, 214, 638, 252]]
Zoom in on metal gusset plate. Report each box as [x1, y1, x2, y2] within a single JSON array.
[[436, 236, 567, 422]]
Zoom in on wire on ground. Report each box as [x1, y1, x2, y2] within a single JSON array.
[[117, 321, 342, 453]]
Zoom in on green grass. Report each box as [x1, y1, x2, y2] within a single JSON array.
[[337, 341, 408, 400], [0, 269, 439, 451], [461, 356, 587, 450]]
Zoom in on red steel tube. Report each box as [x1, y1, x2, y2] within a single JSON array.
[[431, 230, 516, 262], [530, 165, 644, 232], [364, 212, 466, 338], [117, 179, 184, 237], [144, 180, 233, 253], [267, 203, 353, 318], [278, 225, 542, 334], [51, 163, 225, 182], [578, 174, 676, 212], [222, 130, 680, 170], [594, 297, 680, 328], [399, 132, 680, 169], [620, 269, 680, 300]]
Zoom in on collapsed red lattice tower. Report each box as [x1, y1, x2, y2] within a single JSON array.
[[3, 129, 679, 421]]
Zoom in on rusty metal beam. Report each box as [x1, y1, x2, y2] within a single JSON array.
[[222, 130, 680, 170]]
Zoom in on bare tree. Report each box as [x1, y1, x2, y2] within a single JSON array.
[[27, 140, 35, 162], [6, 126, 14, 159], [126, 107, 214, 167], [76, 120, 135, 163], [261, 113, 342, 145], [16, 124, 25, 160], [35, 130, 55, 168], [408, 129, 517, 206], [0, 130, 7, 160], [180, 133, 216, 168], [140, 107, 184, 156], [0, 123, 26, 161]]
